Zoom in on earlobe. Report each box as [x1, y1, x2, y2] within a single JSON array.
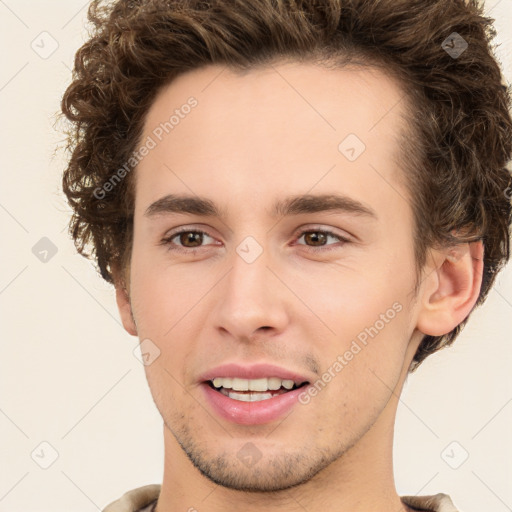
[[112, 267, 138, 337], [115, 284, 138, 336], [416, 241, 484, 337]]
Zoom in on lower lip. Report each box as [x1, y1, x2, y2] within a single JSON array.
[[200, 382, 307, 425]]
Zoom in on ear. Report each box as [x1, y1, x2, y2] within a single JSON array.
[[112, 266, 138, 337], [416, 240, 484, 337]]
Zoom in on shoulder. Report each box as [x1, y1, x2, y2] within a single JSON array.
[[102, 484, 161, 512], [401, 492, 460, 512]]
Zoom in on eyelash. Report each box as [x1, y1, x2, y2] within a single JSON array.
[[159, 227, 351, 254]]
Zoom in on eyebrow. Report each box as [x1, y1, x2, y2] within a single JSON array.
[[144, 193, 378, 220]]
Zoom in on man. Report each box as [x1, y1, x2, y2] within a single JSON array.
[[60, 0, 512, 511]]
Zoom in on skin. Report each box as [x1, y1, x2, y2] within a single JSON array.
[[114, 61, 483, 512]]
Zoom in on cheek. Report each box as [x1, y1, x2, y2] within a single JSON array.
[[294, 254, 412, 333], [302, 285, 412, 431], [129, 244, 205, 332], [292, 253, 415, 384], [128, 252, 214, 386]]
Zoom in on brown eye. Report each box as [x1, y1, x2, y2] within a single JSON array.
[[296, 229, 349, 250], [178, 231, 203, 248], [303, 231, 328, 246], [161, 229, 216, 252]]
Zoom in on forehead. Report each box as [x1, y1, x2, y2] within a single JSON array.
[[134, 61, 410, 221]]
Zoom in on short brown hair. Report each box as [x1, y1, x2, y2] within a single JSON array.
[[60, 0, 512, 372]]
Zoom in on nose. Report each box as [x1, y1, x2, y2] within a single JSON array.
[[213, 241, 290, 342]]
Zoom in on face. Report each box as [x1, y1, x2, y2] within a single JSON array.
[[120, 61, 425, 492]]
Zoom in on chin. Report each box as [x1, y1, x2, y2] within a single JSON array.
[[193, 461, 313, 492], [182, 440, 336, 493]]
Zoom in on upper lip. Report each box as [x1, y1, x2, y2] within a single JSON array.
[[199, 363, 312, 385]]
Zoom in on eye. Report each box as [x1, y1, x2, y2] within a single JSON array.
[[159, 226, 350, 254], [294, 228, 350, 251], [160, 228, 217, 253]]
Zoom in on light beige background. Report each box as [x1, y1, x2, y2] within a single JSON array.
[[0, 1, 511, 511]]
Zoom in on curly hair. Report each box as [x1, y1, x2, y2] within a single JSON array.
[[61, 0, 512, 372]]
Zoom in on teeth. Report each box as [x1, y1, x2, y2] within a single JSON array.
[[211, 377, 298, 392], [221, 389, 275, 402], [232, 377, 249, 391], [281, 379, 295, 390], [212, 377, 223, 388], [267, 377, 283, 390]]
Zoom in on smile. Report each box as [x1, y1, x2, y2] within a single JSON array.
[[208, 377, 308, 402]]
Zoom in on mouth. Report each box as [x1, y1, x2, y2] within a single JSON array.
[[198, 363, 314, 424], [205, 377, 310, 402]]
